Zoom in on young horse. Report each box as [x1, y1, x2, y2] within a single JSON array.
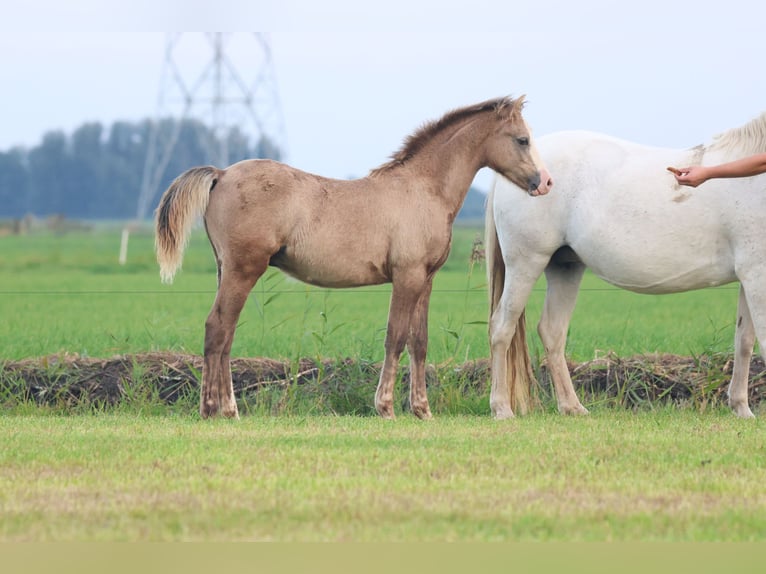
[[156, 96, 543, 420], [486, 111, 766, 420]]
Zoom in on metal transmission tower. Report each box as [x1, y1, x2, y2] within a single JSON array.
[[121, 32, 287, 263]]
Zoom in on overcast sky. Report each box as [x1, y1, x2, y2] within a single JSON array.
[[2, 1, 764, 191]]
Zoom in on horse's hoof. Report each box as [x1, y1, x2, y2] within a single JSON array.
[[376, 402, 396, 420], [492, 408, 516, 420], [730, 403, 755, 419], [413, 406, 433, 420], [200, 401, 219, 419], [490, 399, 515, 420], [561, 403, 589, 416]]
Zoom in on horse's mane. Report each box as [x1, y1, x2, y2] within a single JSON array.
[[369, 96, 522, 177], [706, 111, 766, 157]]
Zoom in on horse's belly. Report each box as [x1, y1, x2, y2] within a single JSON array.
[[272, 250, 390, 289], [581, 248, 735, 294]]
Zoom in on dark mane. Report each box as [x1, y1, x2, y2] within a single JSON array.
[[369, 96, 521, 177]]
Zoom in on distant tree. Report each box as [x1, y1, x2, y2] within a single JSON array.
[[27, 131, 79, 216], [254, 134, 282, 162], [0, 148, 30, 217], [0, 118, 284, 220], [71, 122, 108, 217], [105, 121, 147, 217], [456, 186, 487, 221]]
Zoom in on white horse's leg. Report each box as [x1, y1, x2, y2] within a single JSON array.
[[538, 262, 589, 415], [729, 285, 756, 418], [489, 256, 549, 419]]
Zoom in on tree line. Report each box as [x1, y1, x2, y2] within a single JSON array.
[[0, 118, 487, 222], [0, 119, 281, 220]]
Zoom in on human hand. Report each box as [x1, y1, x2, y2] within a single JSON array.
[[667, 166, 710, 188]]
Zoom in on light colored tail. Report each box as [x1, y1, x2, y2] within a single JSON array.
[[155, 166, 220, 284], [485, 186, 536, 414]]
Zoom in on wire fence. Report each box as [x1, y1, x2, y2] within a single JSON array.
[[0, 285, 742, 296]]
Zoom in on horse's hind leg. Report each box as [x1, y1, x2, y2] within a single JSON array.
[[201, 260, 265, 419], [729, 285, 756, 419], [489, 266, 544, 419], [538, 262, 588, 415], [407, 278, 434, 420]]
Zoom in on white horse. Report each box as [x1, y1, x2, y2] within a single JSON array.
[[486, 112, 766, 419]]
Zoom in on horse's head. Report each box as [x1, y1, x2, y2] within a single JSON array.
[[484, 96, 546, 196]]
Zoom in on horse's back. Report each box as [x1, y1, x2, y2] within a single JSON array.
[[495, 130, 766, 294], [203, 158, 434, 288]]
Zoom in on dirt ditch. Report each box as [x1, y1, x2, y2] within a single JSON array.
[[2, 352, 765, 412]]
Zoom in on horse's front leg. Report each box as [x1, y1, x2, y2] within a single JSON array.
[[375, 272, 425, 419], [407, 278, 434, 420]]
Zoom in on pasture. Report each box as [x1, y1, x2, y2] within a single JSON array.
[[0, 225, 742, 362], [1, 225, 764, 543], [2, 410, 765, 542]]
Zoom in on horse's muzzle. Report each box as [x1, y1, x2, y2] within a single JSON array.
[[527, 172, 542, 195], [529, 169, 553, 196]]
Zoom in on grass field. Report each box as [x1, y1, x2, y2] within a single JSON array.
[[0, 225, 742, 362], [2, 225, 763, 544], [2, 408, 765, 542]]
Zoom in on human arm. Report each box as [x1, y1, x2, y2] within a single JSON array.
[[668, 152, 766, 188]]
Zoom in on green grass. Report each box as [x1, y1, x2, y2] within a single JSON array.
[[1, 226, 763, 544], [0, 226, 741, 362], [1, 409, 764, 542]]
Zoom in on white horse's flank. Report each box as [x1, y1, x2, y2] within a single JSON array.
[[487, 112, 766, 419]]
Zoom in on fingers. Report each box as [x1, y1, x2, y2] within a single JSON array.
[[667, 166, 699, 187]]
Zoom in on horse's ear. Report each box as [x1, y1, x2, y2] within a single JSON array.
[[500, 95, 526, 121], [512, 95, 527, 115]]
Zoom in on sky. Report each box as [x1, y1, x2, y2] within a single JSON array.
[[2, 0, 765, 192]]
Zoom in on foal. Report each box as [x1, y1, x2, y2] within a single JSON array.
[[156, 96, 544, 419]]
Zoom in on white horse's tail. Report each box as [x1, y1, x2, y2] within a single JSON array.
[[155, 166, 221, 284], [485, 187, 537, 414]]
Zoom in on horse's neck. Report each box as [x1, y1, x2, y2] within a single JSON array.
[[410, 123, 485, 208]]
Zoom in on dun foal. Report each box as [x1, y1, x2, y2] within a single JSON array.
[[156, 96, 544, 419]]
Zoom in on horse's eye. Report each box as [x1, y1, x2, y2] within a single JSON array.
[[516, 137, 529, 146]]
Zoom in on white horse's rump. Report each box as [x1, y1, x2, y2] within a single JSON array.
[[487, 113, 766, 419]]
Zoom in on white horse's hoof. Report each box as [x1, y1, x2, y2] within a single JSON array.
[[560, 403, 589, 416], [492, 407, 516, 420], [731, 404, 755, 419]]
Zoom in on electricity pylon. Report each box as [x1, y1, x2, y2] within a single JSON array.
[[120, 32, 287, 264]]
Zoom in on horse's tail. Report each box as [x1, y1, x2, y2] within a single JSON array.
[[155, 166, 221, 284], [485, 186, 536, 415]]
